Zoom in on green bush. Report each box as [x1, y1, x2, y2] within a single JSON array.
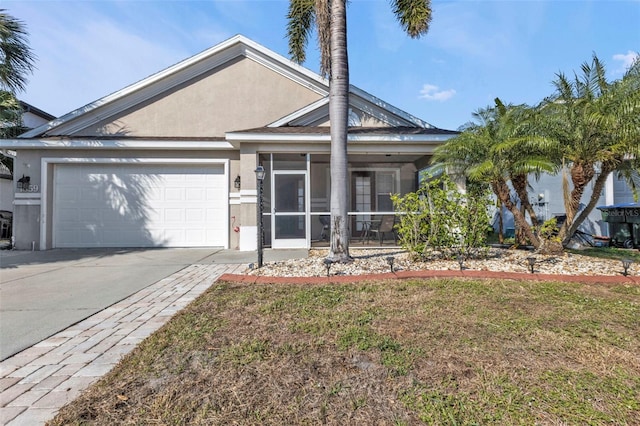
[[391, 176, 491, 260]]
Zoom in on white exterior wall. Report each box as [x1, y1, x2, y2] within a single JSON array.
[[22, 111, 52, 129], [0, 178, 12, 212], [612, 172, 639, 205], [492, 172, 609, 236]]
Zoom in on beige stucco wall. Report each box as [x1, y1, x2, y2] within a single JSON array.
[[75, 58, 323, 138]]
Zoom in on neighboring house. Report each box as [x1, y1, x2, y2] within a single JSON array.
[[1, 102, 55, 213], [20, 102, 56, 130], [0, 35, 458, 251], [493, 171, 640, 243]]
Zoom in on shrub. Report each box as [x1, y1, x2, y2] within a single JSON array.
[[391, 176, 491, 259]]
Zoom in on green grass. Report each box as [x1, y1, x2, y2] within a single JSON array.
[[50, 278, 640, 425], [568, 246, 640, 262]]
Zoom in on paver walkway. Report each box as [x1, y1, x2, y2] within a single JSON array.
[[0, 263, 245, 426]]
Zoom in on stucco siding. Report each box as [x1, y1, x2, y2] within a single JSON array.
[[74, 58, 323, 137], [613, 172, 639, 204]]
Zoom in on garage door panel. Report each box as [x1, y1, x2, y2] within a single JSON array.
[[57, 207, 79, 223], [185, 229, 206, 243], [53, 164, 226, 248], [186, 188, 204, 201], [78, 208, 100, 223], [185, 209, 204, 222], [164, 188, 184, 201], [56, 187, 79, 203], [163, 209, 182, 223], [80, 187, 100, 202]]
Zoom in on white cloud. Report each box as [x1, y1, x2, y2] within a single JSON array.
[[613, 50, 639, 72], [419, 84, 456, 101]]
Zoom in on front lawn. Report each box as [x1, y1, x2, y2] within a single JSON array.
[[49, 278, 640, 425], [570, 246, 640, 263]]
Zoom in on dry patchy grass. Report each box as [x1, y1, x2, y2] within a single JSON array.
[[49, 279, 640, 425]]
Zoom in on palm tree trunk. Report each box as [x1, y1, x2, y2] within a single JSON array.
[[559, 161, 595, 242], [328, 0, 351, 262], [511, 173, 539, 227], [497, 199, 504, 244], [515, 205, 527, 246], [562, 166, 612, 246], [492, 179, 541, 248]]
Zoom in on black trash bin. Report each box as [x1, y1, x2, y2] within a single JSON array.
[[597, 203, 640, 248]]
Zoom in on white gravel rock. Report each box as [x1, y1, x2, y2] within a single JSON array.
[[248, 248, 632, 278]]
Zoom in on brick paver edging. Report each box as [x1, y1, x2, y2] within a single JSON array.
[[220, 270, 640, 285]]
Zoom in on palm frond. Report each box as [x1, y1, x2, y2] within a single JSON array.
[[390, 0, 432, 38], [0, 9, 36, 93], [314, 0, 331, 77], [286, 0, 316, 65]]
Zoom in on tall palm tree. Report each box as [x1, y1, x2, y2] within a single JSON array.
[[541, 54, 640, 245], [287, 0, 432, 262]]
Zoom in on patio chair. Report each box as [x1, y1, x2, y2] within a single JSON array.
[[319, 215, 330, 241], [368, 215, 397, 245]]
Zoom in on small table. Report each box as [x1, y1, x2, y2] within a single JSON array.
[[360, 219, 380, 243]]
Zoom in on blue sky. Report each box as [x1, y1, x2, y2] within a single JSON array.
[[4, 0, 639, 131]]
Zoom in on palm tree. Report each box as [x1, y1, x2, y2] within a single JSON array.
[[287, 0, 432, 262], [0, 9, 35, 93], [0, 10, 35, 174], [541, 54, 640, 245], [433, 99, 556, 250]]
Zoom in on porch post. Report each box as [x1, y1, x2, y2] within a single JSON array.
[[255, 166, 265, 267]]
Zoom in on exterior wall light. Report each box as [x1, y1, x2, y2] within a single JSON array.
[[16, 175, 31, 191], [234, 175, 241, 189]]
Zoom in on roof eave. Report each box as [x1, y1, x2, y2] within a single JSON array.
[[0, 138, 237, 150], [226, 131, 457, 143]]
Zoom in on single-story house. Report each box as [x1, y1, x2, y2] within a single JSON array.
[[1, 35, 459, 251]]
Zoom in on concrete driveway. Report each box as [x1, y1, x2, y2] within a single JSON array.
[[0, 248, 264, 361], [0, 247, 307, 361]]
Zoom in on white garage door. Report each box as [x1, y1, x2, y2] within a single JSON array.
[[53, 163, 227, 248]]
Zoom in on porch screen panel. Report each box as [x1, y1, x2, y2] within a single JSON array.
[[377, 172, 395, 212], [274, 173, 306, 239], [354, 174, 371, 232]]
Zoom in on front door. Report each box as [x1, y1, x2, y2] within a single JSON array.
[[352, 171, 373, 238], [271, 171, 308, 248]]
